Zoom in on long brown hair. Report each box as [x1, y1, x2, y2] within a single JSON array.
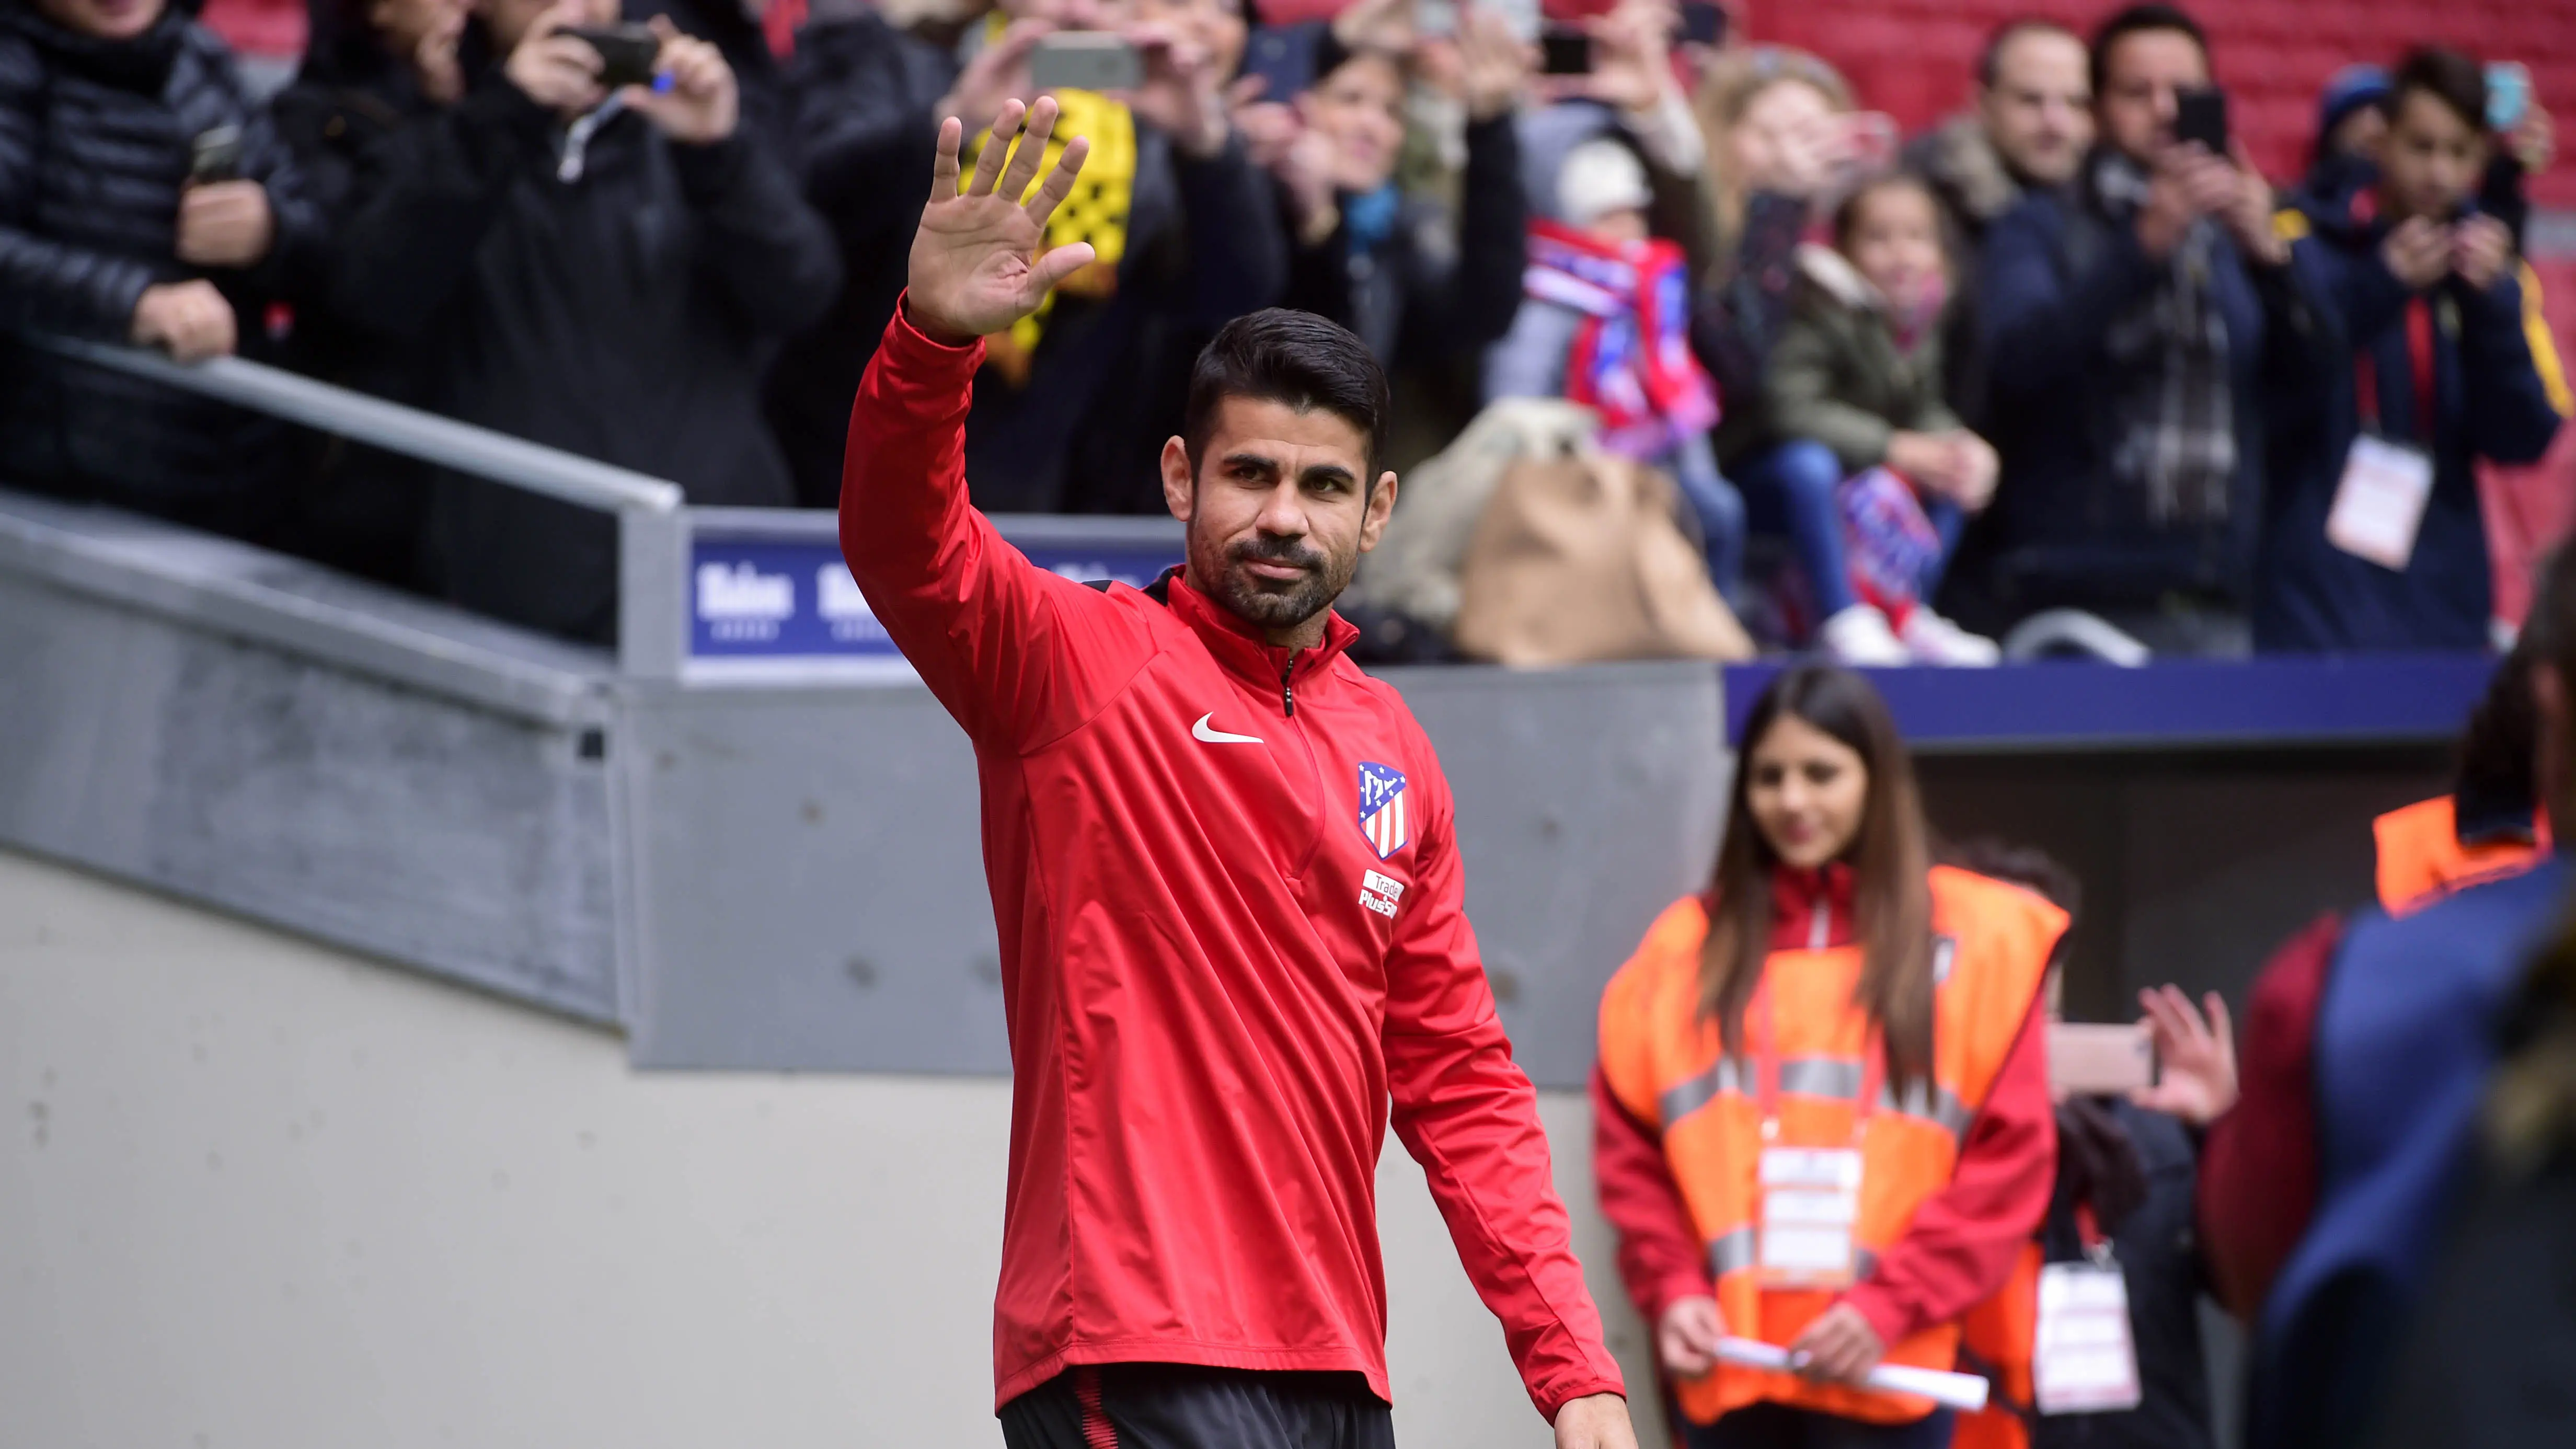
[[1701, 665, 1936, 1086]]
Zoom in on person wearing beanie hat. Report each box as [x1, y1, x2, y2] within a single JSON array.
[[1486, 134, 1745, 608], [2314, 63, 2393, 167], [1556, 135, 1654, 237]]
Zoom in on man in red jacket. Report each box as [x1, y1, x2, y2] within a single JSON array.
[[840, 96, 1636, 1449]]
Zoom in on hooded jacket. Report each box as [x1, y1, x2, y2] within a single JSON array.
[[0, 0, 324, 528], [328, 25, 839, 641]]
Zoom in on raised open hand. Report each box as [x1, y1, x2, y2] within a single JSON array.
[[2130, 984, 2238, 1126], [906, 98, 1095, 347]]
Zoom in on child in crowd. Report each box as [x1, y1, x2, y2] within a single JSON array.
[[1760, 171, 2002, 664], [1484, 136, 1744, 604], [2260, 47, 2569, 652]]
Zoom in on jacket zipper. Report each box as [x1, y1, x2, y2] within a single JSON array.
[[1809, 898, 1830, 951], [1281, 660, 1296, 718], [1278, 650, 1324, 881]]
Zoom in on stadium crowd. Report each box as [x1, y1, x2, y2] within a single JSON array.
[[0, 0, 2567, 656]]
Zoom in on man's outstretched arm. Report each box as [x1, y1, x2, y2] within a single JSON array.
[[840, 98, 1148, 748], [1380, 753, 1635, 1447]]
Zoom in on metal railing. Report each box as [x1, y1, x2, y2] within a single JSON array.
[[34, 336, 685, 515], [33, 334, 698, 676]]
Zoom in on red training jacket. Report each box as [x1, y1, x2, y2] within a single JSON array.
[[841, 302, 1626, 1420], [1592, 864, 2057, 1347]]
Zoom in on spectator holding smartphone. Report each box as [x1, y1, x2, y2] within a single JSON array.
[[0, 0, 323, 539], [2258, 48, 2568, 653], [1269, 6, 1528, 376], [1965, 4, 2303, 657], [329, 0, 840, 642], [1760, 174, 2002, 664], [771, 0, 1284, 514]]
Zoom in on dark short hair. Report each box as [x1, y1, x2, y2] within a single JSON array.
[[1832, 171, 1943, 255], [1183, 309, 1391, 483], [2386, 46, 2488, 134], [2088, 3, 2208, 99], [1977, 17, 2083, 93]]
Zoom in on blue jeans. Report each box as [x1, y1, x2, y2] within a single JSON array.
[[1665, 431, 1746, 608], [1675, 1399, 1956, 1449], [1736, 440, 1965, 626]]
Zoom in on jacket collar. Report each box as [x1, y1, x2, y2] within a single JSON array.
[[1160, 567, 1360, 700], [1768, 862, 1857, 951]]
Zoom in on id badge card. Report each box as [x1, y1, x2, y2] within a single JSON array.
[[1757, 1147, 1861, 1287], [2033, 1259, 2144, 1415], [2325, 434, 2435, 571]]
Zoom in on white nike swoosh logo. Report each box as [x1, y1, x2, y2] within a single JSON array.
[[1192, 713, 1264, 745]]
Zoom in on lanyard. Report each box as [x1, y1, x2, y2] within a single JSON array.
[[1746, 966, 1882, 1145], [2355, 295, 2437, 440]]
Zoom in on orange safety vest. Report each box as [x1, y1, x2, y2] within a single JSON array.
[[2373, 795, 2546, 916], [1951, 1241, 2042, 1449], [1596, 866, 2064, 1427]]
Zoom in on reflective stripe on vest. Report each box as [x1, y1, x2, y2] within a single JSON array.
[[1662, 1056, 1975, 1139]]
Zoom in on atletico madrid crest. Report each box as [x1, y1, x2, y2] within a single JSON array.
[[1358, 762, 1409, 860]]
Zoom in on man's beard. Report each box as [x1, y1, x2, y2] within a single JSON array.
[[1190, 526, 1354, 636]]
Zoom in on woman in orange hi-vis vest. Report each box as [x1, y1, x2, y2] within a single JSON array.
[[2375, 644, 2549, 914], [1593, 665, 2063, 1448]]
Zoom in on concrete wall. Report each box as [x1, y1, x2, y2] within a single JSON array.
[[0, 846, 1666, 1449]]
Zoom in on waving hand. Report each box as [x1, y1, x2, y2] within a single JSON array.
[[906, 97, 1095, 346]]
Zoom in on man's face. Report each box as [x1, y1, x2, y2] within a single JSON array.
[[2379, 91, 2489, 223], [34, 0, 165, 41], [1980, 28, 2092, 186], [2097, 28, 2209, 165], [1163, 397, 1397, 642]]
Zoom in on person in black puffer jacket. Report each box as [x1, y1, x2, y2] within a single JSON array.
[[0, 0, 325, 539], [328, 0, 840, 644], [266, 0, 461, 586]]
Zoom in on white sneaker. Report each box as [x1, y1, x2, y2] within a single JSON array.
[[1901, 608, 2003, 666], [1818, 604, 1911, 665]]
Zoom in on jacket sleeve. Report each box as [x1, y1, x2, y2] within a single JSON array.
[[1840, 996, 2057, 1346], [2292, 231, 2416, 351], [1395, 113, 1528, 363], [671, 129, 843, 338], [329, 76, 555, 340], [2456, 262, 2571, 465], [1482, 297, 1578, 401], [1978, 199, 2163, 406], [838, 300, 1157, 750], [1764, 306, 1895, 472], [2200, 913, 2340, 1322], [0, 41, 156, 338], [1168, 130, 1285, 327], [1383, 749, 1627, 1423], [230, 88, 331, 307], [1592, 1064, 1711, 1327]]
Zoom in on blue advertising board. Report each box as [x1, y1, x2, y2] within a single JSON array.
[[685, 515, 1183, 680]]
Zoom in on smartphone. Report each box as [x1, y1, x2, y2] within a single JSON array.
[[1239, 25, 1315, 103], [2175, 85, 2229, 155], [565, 24, 661, 90], [1842, 111, 1900, 171], [1030, 31, 1144, 93], [2048, 1022, 2155, 1097], [1540, 28, 1592, 76], [1676, 0, 1727, 48], [189, 124, 242, 184], [2488, 61, 2532, 133]]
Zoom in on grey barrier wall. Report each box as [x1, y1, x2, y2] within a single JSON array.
[[0, 347, 2487, 1103]]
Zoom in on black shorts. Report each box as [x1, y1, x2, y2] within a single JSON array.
[[999, 1364, 1397, 1449]]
